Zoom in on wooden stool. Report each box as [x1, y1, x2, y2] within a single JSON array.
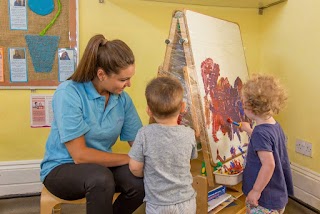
[[40, 186, 119, 214]]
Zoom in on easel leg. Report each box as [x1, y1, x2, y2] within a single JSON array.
[[193, 175, 208, 214]]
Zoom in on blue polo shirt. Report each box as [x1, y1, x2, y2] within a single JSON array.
[[40, 80, 142, 182]]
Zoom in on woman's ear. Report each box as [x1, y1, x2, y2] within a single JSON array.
[[97, 68, 106, 81], [180, 102, 186, 113]]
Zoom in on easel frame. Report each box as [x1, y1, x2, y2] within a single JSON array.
[[159, 10, 246, 214], [160, 9, 215, 187]]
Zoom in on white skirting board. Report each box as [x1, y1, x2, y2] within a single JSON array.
[[0, 160, 42, 197], [0, 159, 319, 209], [291, 162, 320, 210]]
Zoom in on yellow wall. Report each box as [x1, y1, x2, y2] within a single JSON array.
[[260, 0, 320, 172], [2, 0, 318, 174], [0, 90, 51, 160], [0, 1, 261, 161]]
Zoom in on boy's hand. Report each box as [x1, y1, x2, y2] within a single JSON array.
[[239, 122, 253, 136], [246, 189, 260, 207], [129, 158, 144, 177]]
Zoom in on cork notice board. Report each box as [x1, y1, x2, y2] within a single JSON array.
[[0, 0, 78, 89]]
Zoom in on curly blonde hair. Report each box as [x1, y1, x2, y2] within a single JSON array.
[[242, 74, 288, 117]]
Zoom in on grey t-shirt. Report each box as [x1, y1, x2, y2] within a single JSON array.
[[129, 123, 198, 205]]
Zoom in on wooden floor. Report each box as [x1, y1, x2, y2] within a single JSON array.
[[0, 195, 318, 214]]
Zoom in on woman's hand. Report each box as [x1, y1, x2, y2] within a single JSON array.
[[65, 135, 130, 167], [246, 189, 261, 207]]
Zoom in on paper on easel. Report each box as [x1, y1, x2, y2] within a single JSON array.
[[208, 193, 232, 212], [30, 95, 53, 127]]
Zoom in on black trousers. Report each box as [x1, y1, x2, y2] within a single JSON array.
[[43, 163, 144, 214]]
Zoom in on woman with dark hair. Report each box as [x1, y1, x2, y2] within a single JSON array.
[[40, 34, 144, 214], [14, 0, 23, 6], [13, 49, 22, 59], [59, 51, 70, 60]]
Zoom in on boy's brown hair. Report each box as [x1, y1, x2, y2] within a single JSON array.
[[145, 76, 183, 119], [242, 74, 288, 117]]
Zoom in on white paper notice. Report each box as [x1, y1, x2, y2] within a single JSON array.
[[58, 48, 76, 82], [9, 0, 28, 30], [9, 48, 27, 82], [30, 95, 53, 128]]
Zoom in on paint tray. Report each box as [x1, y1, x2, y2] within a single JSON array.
[[213, 155, 244, 186], [213, 170, 243, 186]]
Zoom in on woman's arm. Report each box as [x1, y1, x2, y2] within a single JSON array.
[[246, 151, 275, 206], [65, 135, 129, 167]]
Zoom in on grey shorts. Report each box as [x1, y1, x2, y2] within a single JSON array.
[[146, 197, 196, 214]]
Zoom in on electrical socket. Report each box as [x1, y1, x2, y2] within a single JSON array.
[[295, 139, 312, 157], [304, 141, 312, 157], [295, 139, 305, 155]]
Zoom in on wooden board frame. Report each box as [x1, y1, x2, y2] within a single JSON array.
[[160, 10, 246, 214], [0, 0, 79, 89], [159, 10, 215, 186]]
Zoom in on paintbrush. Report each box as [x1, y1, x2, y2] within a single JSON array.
[[227, 117, 241, 128]]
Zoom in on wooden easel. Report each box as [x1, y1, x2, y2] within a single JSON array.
[[158, 10, 246, 214]]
